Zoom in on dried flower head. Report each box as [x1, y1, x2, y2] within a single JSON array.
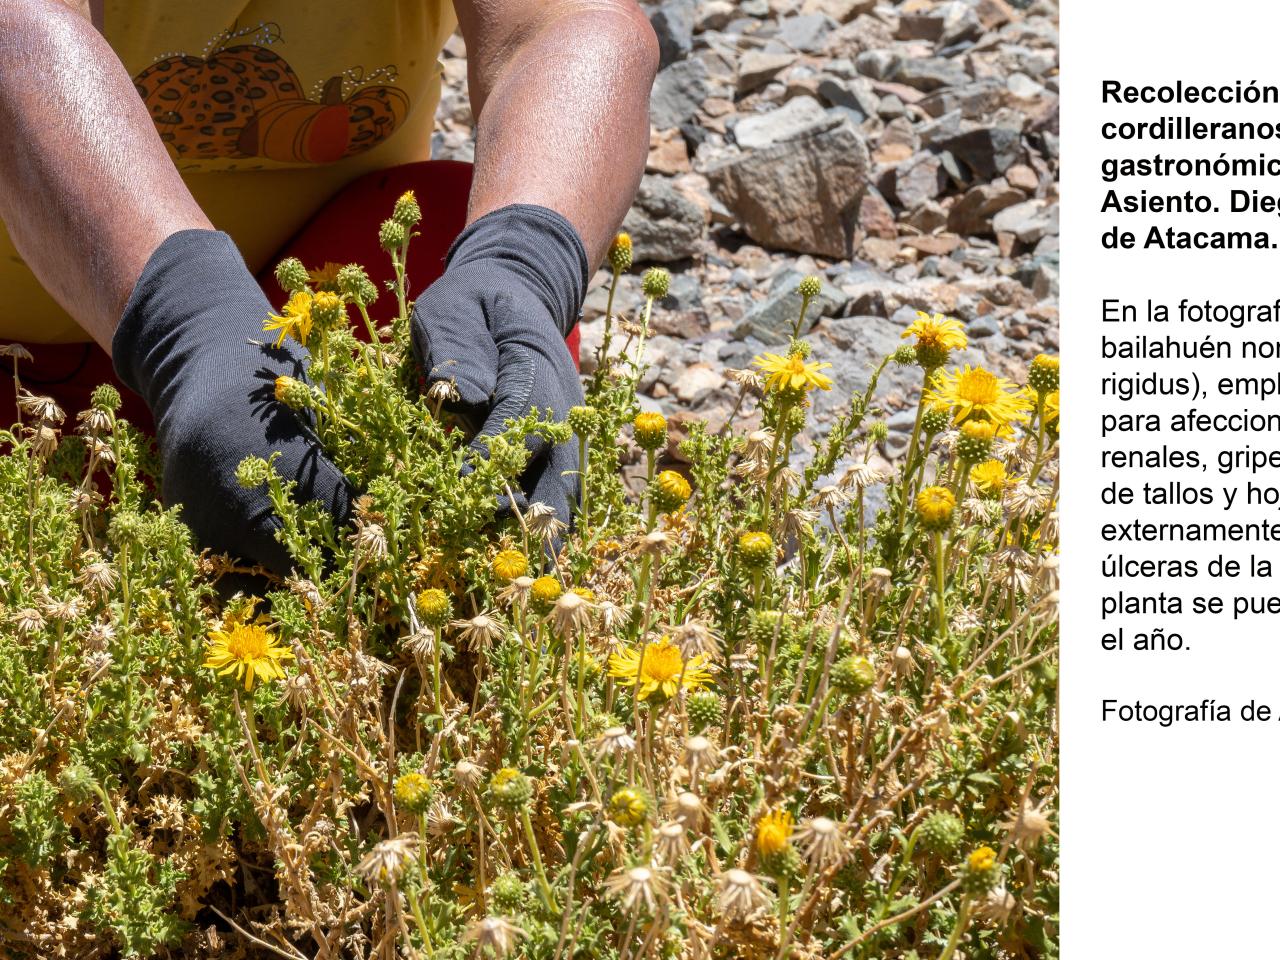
[[604, 864, 668, 914], [716, 868, 773, 921], [355, 834, 419, 884]]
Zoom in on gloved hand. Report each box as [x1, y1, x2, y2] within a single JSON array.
[[410, 204, 588, 525], [113, 229, 352, 574]]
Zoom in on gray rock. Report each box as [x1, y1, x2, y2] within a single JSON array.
[[650, 0, 695, 69], [947, 182, 1025, 235], [967, 315, 1001, 338], [878, 94, 906, 119], [855, 49, 900, 80], [738, 51, 797, 94], [695, 0, 735, 32], [733, 270, 851, 345], [801, 0, 877, 22], [733, 96, 838, 149], [718, 339, 756, 368], [622, 176, 706, 262], [991, 199, 1057, 244], [893, 152, 946, 208], [775, 13, 836, 52], [891, 58, 970, 92], [741, 0, 769, 16], [934, 123, 1023, 180], [651, 58, 710, 130], [816, 76, 879, 118], [708, 121, 870, 259]]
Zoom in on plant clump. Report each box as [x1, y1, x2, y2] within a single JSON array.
[[0, 198, 1058, 958]]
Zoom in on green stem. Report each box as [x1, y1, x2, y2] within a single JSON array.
[[932, 531, 948, 640], [938, 898, 972, 960], [520, 807, 557, 911]]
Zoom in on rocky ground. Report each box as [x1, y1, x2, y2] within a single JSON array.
[[431, 0, 1059, 477]]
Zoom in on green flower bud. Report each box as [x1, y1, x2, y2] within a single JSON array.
[[392, 190, 422, 228], [379, 218, 408, 252], [830, 655, 876, 697], [893, 344, 919, 366], [632, 412, 668, 452], [797, 274, 823, 301], [955, 420, 997, 464], [608, 787, 650, 828], [867, 420, 890, 444], [920, 406, 952, 435], [108, 511, 147, 547], [1028, 354, 1059, 394], [642, 267, 670, 300], [917, 811, 965, 856], [489, 768, 533, 811], [491, 873, 529, 913], [337, 264, 380, 306], [915, 341, 950, 371], [275, 257, 310, 294], [567, 404, 598, 436], [958, 845, 1002, 896], [415, 589, 453, 629], [311, 291, 345, 332], [608, 233, 633, 274], [737, 531, 775, 571], [686, 690, 723, 731], [273, 376, 313, 411], [394, 772, 433, 815]]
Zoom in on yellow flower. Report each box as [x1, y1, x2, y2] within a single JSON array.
[[203, 619, 294, 691], [307, 261, 344, 292], [633, 412, 668, 451], [1043, 389, 1059, 427], [968, 845, 998, 873], [263, 290, 314, 348], [927, 365, 1031, 426], [608, 637, 712, 701], [969, 459, 1009, 496], [737, 531, 775, 569], [530, 575, 562, 605], [609, 232, 633, 273], [608, 787, 650, 827], [902, 312, 967, 350], [653, 469, 692, 511], [960, 420, 997, 441], [752, 352, 833, 393], [571, 586, 596, 602], [915, 486, 956, 530], [755, 809, 794, 858], [491, 549, 529, 582], [415, 588, 453, 627]]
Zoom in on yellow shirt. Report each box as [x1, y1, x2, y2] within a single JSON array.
[[0, 2, 455, 342]]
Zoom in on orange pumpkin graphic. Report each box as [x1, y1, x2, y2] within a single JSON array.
[[134, 44, 304, 160], [237, 75, 411, 164]]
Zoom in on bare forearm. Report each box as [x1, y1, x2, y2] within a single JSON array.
[[0, 0, 209, 349], [459, 1, 658, 266]]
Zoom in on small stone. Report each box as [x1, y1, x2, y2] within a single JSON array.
[[891, 58, 969, 92], [622, 175, 705, 263], [858, 187, 898, 240], [673, 364, 726, 405], [1005, 163, 1039, 194], [893, 152, 945, 208], [800, 0, 876, 22], [738, 50, 798, 94], [774, 13, 835, 52], [947, 182, 1025, 235], [696, 0, 735, 32], [968, 315, 1001, 339], [935, 122, 1024, 180], [650, 0, 695, 68], [991, 199, 1057, 245], [651, 59, 711, 130], [733, 96, 838, 150], [647, 128, 691, 175], [816, 76, 880, 118]]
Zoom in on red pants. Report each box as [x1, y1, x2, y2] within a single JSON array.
[[4, 160, 580, 432]]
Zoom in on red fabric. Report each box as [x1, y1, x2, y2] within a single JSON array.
[[3, 159, 580, 431]]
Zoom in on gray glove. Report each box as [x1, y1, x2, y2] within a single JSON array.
[[114, 229, 352, 573], [410, 204, 588, 524]]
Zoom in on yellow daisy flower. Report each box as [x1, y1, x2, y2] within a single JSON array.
[[755, 809, 794, 858], [263, 290, 315, 348], [307, 261, 344, 292], [203, 618, 294, 691], [751, 352, 833, 393], [491, 549, 529, 582], [926, 365, 1031, 426], [902, 312, 967, 350], [608, 637, 712, 701], [969, 459, 1010, 496]]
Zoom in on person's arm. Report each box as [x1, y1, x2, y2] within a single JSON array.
[[0, 0, 210, 350], [0, 0, 350, 573], [455, 0, 659, 265]]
